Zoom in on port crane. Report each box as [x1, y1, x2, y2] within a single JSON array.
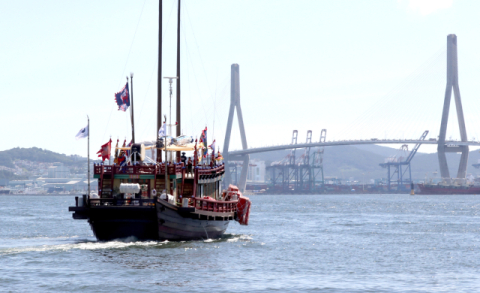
[[379, 130, 429, 191]]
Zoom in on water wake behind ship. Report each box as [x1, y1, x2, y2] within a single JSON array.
[[0, 233, 253, 256]]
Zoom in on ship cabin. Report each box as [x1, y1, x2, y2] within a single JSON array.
[[88, 157, 236, 213]]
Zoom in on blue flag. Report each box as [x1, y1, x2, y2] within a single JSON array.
[[200, 127, 208, 158], [115, 82, 130, 112], [125, 140, 133, 157]]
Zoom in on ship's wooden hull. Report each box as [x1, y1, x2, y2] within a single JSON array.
[[87, 206, 159, 241], [156, 199, 232, 241], [71, 200, 234, 241]]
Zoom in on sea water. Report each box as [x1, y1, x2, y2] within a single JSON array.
[[1, 194, 480, 292]]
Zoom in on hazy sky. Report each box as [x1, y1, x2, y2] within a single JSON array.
[[2, 0, 480, 157]]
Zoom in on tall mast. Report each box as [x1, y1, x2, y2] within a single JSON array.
[[157, 0, 163, 162], [175, 0, 181, 158]]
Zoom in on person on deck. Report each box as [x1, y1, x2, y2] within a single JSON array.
[[181, 152, 187, 164], [187, 157, 193, 174]]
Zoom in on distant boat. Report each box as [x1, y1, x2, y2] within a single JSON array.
[[418, 179, 480, 195], [0, 188, 12, 195]]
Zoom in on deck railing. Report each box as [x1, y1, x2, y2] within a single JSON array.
[[77, 193, 236, 214], [93, 162, 226, 178], [88, 197, 156, 207], [192, 197, 237, 213], [195, 164, 225, 176], [93, 163, 184, 176]]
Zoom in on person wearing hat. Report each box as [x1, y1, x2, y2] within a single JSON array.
[[181, 152, 187, 165]]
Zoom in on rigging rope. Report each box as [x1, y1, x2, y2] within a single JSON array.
[[127, 0, 176, 142], [102, 0, 148, 143]]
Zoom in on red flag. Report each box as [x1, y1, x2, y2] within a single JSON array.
[[117, 139, 127, 163], [216, 149, 223, 161], [113, 139, 119, 164], [96, 139, 112, 161]]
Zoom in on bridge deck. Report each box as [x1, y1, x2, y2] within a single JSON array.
[[228, 140, 480, 156]]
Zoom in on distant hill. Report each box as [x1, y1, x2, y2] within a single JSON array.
[[0, 170, 28, 180], [249, 145, 391, 179], [0, 147, 83, 169], [3, 146, 479, 183], [353, 144, 424, 158], [410, 151, 480, 179]]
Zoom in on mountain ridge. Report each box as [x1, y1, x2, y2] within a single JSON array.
[[2, 146, 480, 182]]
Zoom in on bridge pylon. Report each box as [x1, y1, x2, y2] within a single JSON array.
[[223, 64, 249, 192], [438, 34, 469, 179]]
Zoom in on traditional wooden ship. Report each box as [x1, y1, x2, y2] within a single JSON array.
[[69, 1, 251, 241], [70, 154, 250, 241]]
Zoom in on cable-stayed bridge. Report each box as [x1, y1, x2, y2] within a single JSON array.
[[228, 139, 480, 157], [223, 35, 474, 192]]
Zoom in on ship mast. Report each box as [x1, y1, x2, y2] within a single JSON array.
[[176, 0, 181, 159], [157, 0, 163, 162]]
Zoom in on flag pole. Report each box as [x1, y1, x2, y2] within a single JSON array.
[[87, 115, 90, 197], [164, 115, 170, 195], [109, 136, 112, 165], [130, 74, 135, 144]]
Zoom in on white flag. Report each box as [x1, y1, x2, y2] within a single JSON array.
[[75, 125, 89, 140], [209, 140, 216, 151], [158, 123, 166, 137]]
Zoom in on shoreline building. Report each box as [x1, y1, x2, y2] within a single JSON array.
[[39, 162, 97, 193], [247, 160, 266, 183]]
